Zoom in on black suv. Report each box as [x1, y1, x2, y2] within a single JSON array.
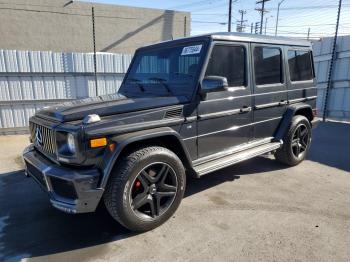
[[23, 33, 319, 232]]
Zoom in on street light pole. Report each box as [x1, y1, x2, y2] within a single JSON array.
[[265, 16, 273, 35], [275, 0, 286, 36]]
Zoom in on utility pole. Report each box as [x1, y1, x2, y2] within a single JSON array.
[[323, 0, 342, 121], [307, 27, 310, 40], [275, 0, 286, 36], [237, 9, 247, 32], [228, 0, 233, 32], [256, 0, 270, 34], [255, 22, 261, 34]]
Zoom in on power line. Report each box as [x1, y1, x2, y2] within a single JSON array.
[[0, 6, 186, 22]]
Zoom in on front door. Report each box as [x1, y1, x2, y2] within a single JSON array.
[[197, 42, 253, 158]]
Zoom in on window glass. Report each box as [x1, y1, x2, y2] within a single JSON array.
[[205, 45, 246, 87], [121, 42, 205, 99], [288, 50, 313, 81], [254, 47, 282, 85]]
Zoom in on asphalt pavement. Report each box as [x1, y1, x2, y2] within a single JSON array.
[[0, 121, 350, 262]]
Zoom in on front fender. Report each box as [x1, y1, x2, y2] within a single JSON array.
[[98, 127, 192, 189]]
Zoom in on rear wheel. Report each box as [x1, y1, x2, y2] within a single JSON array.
[[104, 146, 186, 232], [275, 115, 312, 166]]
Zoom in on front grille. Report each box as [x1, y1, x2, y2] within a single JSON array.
[[29, 122, 57, 155]]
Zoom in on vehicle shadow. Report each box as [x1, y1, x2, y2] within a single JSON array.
[[0, 156, 286, 261], [307, 121, 350, 172]]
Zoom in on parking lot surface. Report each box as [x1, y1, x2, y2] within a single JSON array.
[[1, 121, 350, 262]]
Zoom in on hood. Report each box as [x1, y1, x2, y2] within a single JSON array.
[[36, 93, 187, 122]]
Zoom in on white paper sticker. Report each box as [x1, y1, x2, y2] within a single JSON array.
[[181, 45, 202, 56]]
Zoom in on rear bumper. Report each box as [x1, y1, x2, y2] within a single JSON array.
[[23, 144, 104, 214]]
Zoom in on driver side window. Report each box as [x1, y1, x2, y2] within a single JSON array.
[[205, 45, 246, 87]]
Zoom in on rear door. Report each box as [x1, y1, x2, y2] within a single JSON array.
[[251, 44, 287, 140], [285, 47, 317, 105], [197, 42, 253, 158]]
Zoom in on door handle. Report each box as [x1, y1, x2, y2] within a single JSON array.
[[279, 100, 288, 106], [240, 106, 252, 113]]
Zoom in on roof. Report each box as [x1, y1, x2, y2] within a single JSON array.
[[141, 32, 311, 50], [207, 32, 311, 47]]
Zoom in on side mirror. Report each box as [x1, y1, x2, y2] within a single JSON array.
[[201, 76, 228, 94]]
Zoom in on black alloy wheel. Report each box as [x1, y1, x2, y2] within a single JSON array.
[[274, 115, 312, 166], [291, 123, 310, 159], [104, 146, 186, 232], [130, 162, 178, 220]]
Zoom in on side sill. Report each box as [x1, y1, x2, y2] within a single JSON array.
[[193, 141, 282, 177]]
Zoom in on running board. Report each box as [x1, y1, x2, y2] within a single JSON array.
[[194, 141, 282, 177]]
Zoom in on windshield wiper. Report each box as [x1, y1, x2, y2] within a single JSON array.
[[126, 77, 145, 92], [148, 77, 174, 96]]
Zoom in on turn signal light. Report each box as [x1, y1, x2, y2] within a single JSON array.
[[90, 138, 107, 148]]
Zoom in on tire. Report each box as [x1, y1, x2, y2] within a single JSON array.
[[104, 146, 186, 232], [274, 115, 312, 166]]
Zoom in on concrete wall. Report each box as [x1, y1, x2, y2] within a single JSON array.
[[0, 0, 190, 54]]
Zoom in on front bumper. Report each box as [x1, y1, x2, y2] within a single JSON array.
[[23, 144, 104, 214]]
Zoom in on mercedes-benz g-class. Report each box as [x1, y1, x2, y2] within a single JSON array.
[[23, 33, 319, 232]]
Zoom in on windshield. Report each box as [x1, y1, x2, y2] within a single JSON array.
[[119, 42, 206, 99]]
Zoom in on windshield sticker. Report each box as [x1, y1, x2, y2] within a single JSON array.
[[181, 45, 202, 56]]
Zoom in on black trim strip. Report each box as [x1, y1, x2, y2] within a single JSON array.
[[198, 108, 243, 120], [254, 102, 280, 110], [288, 96, 317, 104]]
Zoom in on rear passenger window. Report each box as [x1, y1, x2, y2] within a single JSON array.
[[205, 45, 246, 87], [254, 47, 283, 85], [288, 50, 313, 81]]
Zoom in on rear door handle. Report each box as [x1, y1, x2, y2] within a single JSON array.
[[240, 106, 252, 113]]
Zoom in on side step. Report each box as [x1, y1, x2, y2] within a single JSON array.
[[194, 141, 282, 177]]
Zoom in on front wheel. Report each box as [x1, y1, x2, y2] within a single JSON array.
[[104, 146, 186, 232], [275, 115, 312, 166]]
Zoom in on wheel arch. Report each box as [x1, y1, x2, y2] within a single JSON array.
[[99, 127, 193, 189], [274, 103, 313, 141]]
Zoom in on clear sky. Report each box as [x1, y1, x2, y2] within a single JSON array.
[[85, 0, 350, 39]]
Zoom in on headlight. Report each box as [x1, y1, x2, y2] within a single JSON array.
[[67, 133, 76, 154]]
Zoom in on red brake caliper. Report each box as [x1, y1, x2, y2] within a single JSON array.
[[135, 180, 141, 188]]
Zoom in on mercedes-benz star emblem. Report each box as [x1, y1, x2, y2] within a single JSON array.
[[35, 127, 43, 147]]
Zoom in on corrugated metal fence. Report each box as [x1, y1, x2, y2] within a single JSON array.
[[313, 35, 350, 121], [0, 50, 132, 134]]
